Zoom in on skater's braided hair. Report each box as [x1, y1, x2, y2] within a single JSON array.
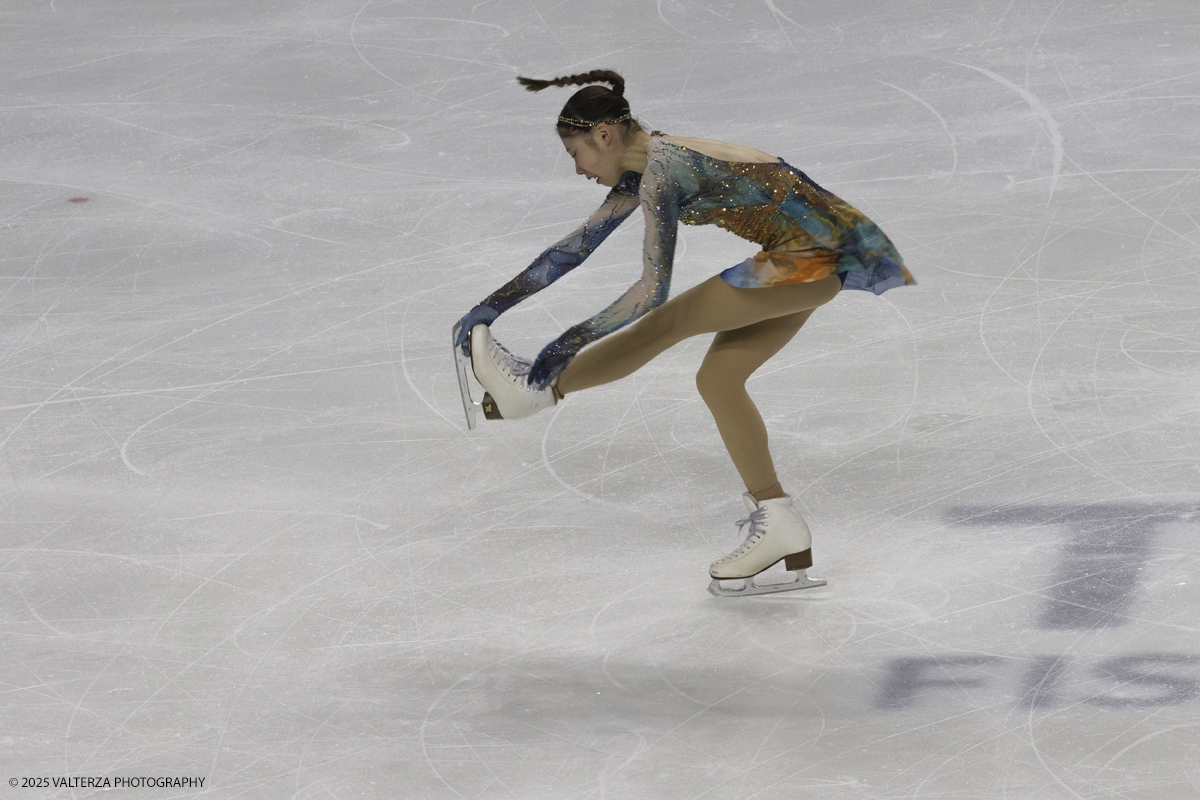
[[517, 69, 645, 140]]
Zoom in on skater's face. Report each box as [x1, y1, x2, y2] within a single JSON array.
[[562, 125, 623, 187]]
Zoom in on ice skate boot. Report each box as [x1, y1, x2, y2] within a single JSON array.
[[708, 493, 827, 597], [468, 324, 555, 421]]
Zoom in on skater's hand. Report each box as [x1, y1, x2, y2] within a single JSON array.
[[454, 304, 500, 356], [529, 332, 582, 390]]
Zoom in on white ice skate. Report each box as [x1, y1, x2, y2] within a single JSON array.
[[708, 493, 827, 597], [467, 324, 555, 421]]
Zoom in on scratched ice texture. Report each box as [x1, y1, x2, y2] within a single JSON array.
[[1, 1, 1198, 798]]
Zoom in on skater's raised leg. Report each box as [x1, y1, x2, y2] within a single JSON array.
[[556, 273, 839, 395]]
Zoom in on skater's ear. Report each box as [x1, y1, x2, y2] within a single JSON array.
[[573, 124, 622, 158], [590, 124, 616, 150]]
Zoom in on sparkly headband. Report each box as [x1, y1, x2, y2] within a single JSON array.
[[557, 112, 633, 128]]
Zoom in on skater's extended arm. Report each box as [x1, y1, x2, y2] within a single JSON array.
[[482, 175, 641, 314], [528, 153, 680, 387], [453, 174, 641, 354]]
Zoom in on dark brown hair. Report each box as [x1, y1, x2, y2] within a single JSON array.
[[517, 70, 645, 139]]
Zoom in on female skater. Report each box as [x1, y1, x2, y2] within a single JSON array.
[[454, 70, 914, 596]]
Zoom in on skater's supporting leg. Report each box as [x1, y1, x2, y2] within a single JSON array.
[[556, 273, 839, 395], [696, 309, 815, 494]]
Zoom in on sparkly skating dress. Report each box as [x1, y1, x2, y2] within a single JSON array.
[[479, 134, 915, 386]]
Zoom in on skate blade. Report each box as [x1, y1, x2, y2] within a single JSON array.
[[708, 568, 827, 598], [450, 321, 482, 430]]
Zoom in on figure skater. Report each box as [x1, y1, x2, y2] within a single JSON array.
[[453, 70, 914, 596]]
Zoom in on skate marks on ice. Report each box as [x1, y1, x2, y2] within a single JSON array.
[[876, 502, 1200, 711]]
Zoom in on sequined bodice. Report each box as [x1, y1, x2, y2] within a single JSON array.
[[676, 158, 794, 248], [666, 149, 831, 252], [642, 135, 858, 257]]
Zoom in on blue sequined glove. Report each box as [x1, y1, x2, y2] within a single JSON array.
[[454, 304, 500, 356], [528, 327, 588, 390]]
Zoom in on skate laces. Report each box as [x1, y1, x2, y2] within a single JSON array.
[[488, 337, 531, 379], [733, 507, 768, 548]]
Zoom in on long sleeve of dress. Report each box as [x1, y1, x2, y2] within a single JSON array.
[[479, 174, 642, 315], [528, 151, 682, 388]]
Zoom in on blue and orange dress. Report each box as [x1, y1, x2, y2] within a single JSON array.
[[479, 133, 915, 386]]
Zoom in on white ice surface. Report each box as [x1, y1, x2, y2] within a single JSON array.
[[2, 1, 1199, 798]]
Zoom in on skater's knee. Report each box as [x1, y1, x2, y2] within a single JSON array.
[[635, 302, 685, 342], [695, 359, 747, 403]]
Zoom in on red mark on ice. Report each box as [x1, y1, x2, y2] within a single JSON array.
[[68, 197, 89, 203]]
